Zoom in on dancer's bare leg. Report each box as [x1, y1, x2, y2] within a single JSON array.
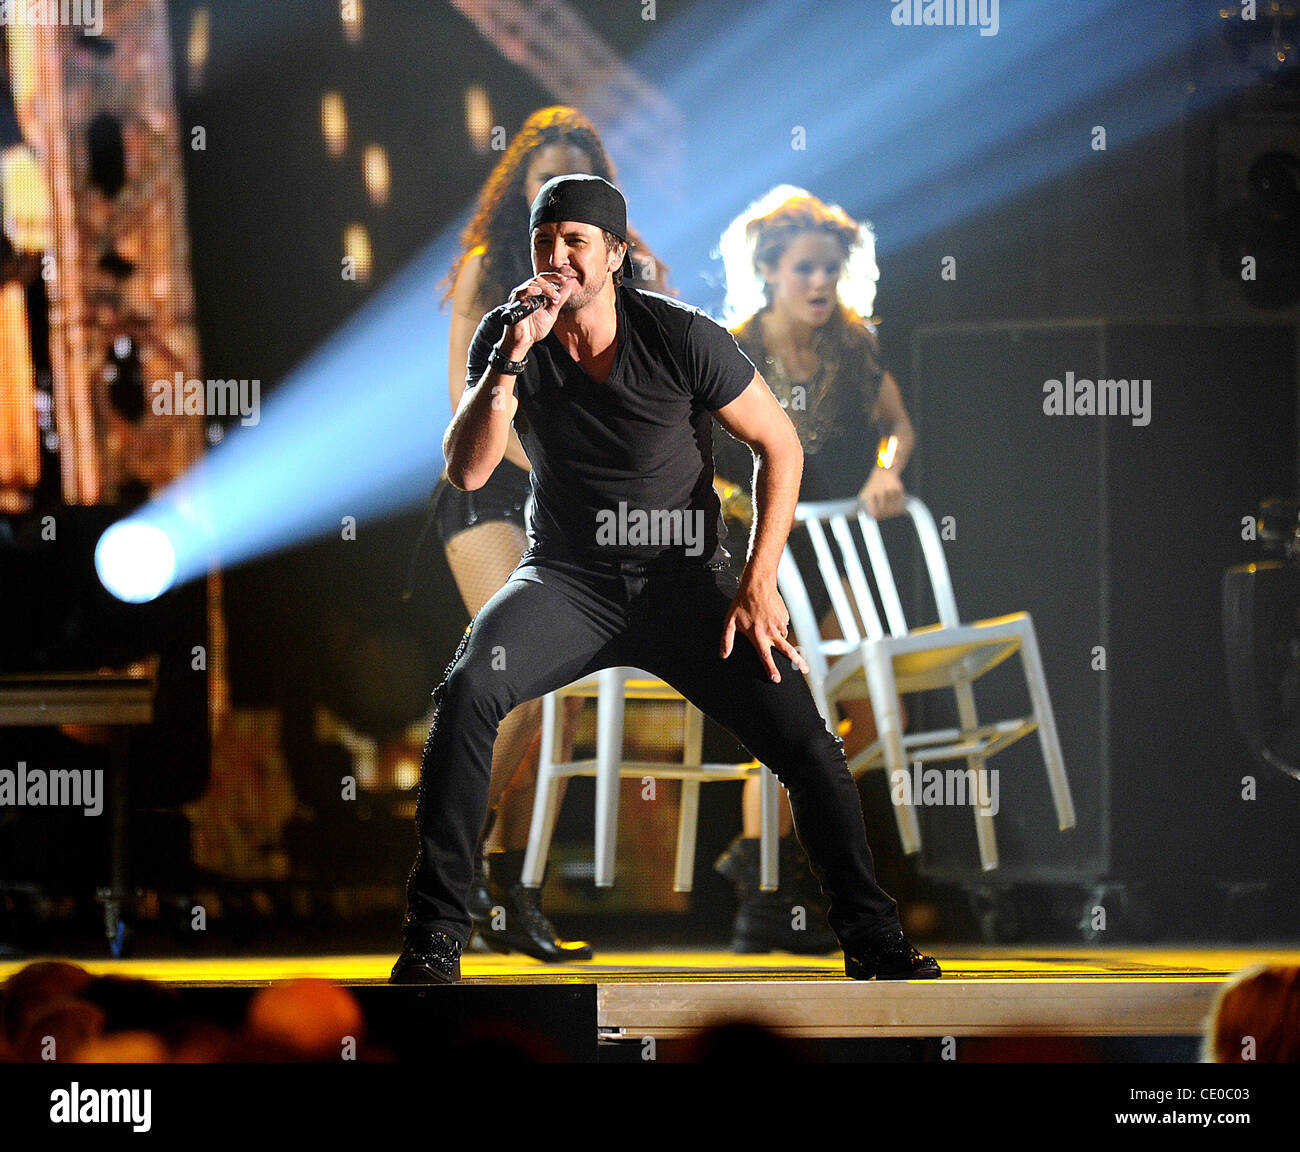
[[494, 695, 583, 850]]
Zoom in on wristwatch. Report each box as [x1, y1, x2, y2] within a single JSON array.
[[489, 347, 529, 375]]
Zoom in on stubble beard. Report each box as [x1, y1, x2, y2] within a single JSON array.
[[560, 269, 608, 314]]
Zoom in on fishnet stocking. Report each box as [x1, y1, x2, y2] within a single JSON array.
[[444, 520, 578, 848]]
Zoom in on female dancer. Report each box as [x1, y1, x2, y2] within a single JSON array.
[[435, 106, 668, 960], [711, 187, 916, 953]]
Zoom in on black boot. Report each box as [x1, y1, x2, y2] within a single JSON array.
[[715, 836, 839, 955], [390, 924, 463, 984], [843, 927, 941, 980], [466, 812, 496, 952], [476, 849, 594, 962], [466, 845, 494, 949]]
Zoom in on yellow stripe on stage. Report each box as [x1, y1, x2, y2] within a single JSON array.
[[2, 947, 1297, 987]]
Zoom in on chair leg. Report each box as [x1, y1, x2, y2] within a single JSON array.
[[758, 766, 780, 892], [1019, 620, 1077, 831], [671, 704, 707, 893], [863, 644, 922, 855], [675, 778, 701, 893], [954, 681, 998, 871], [523, 692, 564, 888], [594, 668, 626, 888]]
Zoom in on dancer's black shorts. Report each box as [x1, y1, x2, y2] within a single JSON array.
[[430, 459, 532, 545]]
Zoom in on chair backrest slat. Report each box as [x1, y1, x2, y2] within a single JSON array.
[[905, 496, 960, 628], [830, 513, 884, 641], [857, 509, 908, 637], [778, 497, 963, 672], [805, 515, 862, 646]]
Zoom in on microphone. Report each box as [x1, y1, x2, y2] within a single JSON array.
[[500, 293, 547, 325]]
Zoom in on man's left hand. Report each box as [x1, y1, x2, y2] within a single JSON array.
[[721, 573, 810, 684]]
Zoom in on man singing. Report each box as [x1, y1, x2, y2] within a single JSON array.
[[392, 175, 939, 983]]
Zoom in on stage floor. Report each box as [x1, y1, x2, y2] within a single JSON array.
[[5, 945, 1295, 1040]]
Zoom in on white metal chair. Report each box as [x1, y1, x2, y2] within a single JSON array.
[[776, 496, 1076, 871], [522, 666, 782, 892]]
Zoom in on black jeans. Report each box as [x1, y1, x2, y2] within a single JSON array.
[[404, 550, 901, 950]]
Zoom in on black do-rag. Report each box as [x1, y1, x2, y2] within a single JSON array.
[[530, 173, 627, 240]]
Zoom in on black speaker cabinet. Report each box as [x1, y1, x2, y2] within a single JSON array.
[[1224, 560, 1300, 779], [908, 320, 1298, 891]]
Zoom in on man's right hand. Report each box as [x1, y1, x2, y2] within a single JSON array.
[[720, 569, 809, 684], [502, 272, 573, 350]]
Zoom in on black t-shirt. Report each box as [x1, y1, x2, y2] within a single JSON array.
[[713, 309, 885, 505], [465, 286, 755, 564], [711, 309, 887, 592]]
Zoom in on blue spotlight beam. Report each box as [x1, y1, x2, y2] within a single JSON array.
[[127, 230, 460, 590], [599, 0, 1217, 303], [103, 0, 1226, 600]]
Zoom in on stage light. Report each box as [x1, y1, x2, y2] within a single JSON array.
[[465, 85, 493, 154], [95, 520, 177, 604], [341, 0, 364, 45], [321, 91, 348, 158], [186, 7, 210, 92], [362, 144, 390, 207], [88, 225, 461, 596], [343, 222, 373, 282], [393, 758, 420, 791]]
